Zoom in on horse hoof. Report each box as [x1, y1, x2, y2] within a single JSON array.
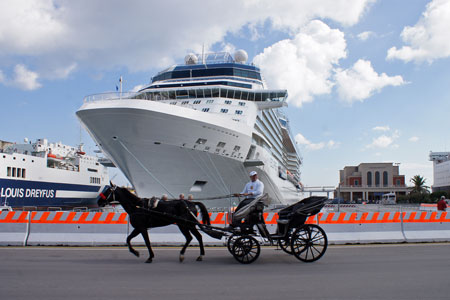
[[196, 256, 203, 261], [145, 258, 152, 263], [179, 255, 184, 263]]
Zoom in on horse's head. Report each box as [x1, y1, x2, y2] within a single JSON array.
[[97, 181, 117, 207]]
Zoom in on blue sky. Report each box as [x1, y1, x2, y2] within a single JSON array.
[[1, 0, 449, 189]]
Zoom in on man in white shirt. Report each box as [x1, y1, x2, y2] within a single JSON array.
[[234, 171, 264, 212]]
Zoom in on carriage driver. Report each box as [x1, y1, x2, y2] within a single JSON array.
[[233, 171, 264, 212]]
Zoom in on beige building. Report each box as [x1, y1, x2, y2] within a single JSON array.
[[337, 163, 408, 203]]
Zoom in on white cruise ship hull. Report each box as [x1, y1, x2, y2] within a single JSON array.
[[77, 99, 301, 207]]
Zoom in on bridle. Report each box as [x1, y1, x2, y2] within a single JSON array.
[[100, 185, 117, 204]]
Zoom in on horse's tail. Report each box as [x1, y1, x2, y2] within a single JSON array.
[[193, 201, 210, 225]]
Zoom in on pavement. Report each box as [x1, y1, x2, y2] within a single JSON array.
[[1, 243, 449, 299]]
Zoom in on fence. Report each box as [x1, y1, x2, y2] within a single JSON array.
[[1, 210, 449, 246]]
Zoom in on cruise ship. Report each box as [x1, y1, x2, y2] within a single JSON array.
[[0, 138, 109, 209], [76, 50, 302, 207]]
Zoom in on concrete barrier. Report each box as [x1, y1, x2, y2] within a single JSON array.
[[402, 211, 450, 242], [0, 211, 449, 246], [25, 211, 129, 246], [0, 211, 29, 246]]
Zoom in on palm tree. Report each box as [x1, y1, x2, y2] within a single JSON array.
[[410, 175, 430, 194]]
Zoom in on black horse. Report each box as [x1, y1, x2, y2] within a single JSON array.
[[100, 183, 211, 263]]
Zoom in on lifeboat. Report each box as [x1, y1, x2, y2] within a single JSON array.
[[47, 153, 63, 160]]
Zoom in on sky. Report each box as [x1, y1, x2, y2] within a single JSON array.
[[1, 0, 450, 189]]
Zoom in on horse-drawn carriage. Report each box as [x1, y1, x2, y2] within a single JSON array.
[[100, 184, 328, 264], [218, 194, 328, 264]]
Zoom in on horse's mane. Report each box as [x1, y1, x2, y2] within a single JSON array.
[[117, 186, 143, 205]]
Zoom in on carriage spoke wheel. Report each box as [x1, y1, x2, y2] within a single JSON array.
[[277, 229, 294, 254], [231, 235, 260, 264], [291, 224, 328, 263], [227, 234, 239, 254]]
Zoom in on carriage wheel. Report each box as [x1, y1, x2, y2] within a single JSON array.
[[277, 228, 294, 254], [231, 235, 260, 264], [226, 234, 239, 254], [290, 224, 328, 263]]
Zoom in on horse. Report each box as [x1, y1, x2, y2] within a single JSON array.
[[99, 183, 211, 263]]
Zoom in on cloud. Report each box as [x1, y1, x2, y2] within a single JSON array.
[[373, 125, 390, 132], [366, 129, 400, 149], [357, 31, 374, 41], [12, 64, 42, 90], [409, 136, 419, 142], [254, 20, 347, 107], [295, 133, 338, 151], [386, 0, 450, 63], [0, 0, 374, 75], [335, 59, 405, 103]]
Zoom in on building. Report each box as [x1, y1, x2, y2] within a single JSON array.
[[429, 152, 450, 193], [337, 163, 408, 203]]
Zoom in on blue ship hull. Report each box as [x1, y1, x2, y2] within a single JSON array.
[[0, 178, 103, 209]]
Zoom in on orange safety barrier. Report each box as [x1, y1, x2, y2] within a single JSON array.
[[1, 211, 449, 225]]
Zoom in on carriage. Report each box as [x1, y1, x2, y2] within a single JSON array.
[[214, 194, 328, 264], [101, 184, 328, 264]]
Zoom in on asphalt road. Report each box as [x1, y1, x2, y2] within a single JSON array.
[[1, 243, 449, 300]]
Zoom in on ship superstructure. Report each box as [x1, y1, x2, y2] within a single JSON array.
[[0, 138, 109, 209], [77, 50, 302, 207]]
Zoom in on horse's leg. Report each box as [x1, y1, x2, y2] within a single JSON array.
[[178, 225, 192, 263], [127, 228, 140, 257], [140, 229, 154, 263], [190, 227, 205, 261]]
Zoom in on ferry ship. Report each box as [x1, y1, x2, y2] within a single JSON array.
[[76, 50, 302, 207], [0, 138, 109, 209]]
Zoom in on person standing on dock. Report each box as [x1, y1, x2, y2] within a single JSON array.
[[437, 196, 447, 211]]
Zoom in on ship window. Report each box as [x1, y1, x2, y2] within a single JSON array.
[[22, 169, 26, 178], [193, 100, 201, 104], [7, 167, 11, 177], [220, 89, 227, 98], [225, 100, 232, 105], [233, 146, 241, 151], [170, 101, 177, 105], [206, 99, 214, 104], [181, 101, 189, 105], [239, 102, 245, 106], [234, 90, 242, 100], [17, 168, 21, 178], [217, 142, 226, 148], [220, 108, 228, 113], [196, 138, 207, 145], [88, 168, 98, 172], [235, 110, 243, 115], [188, 90, 196, 98], [202, 108, 209, 112], [205, 146, 210, 151], [12, 167, 16, 177]]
